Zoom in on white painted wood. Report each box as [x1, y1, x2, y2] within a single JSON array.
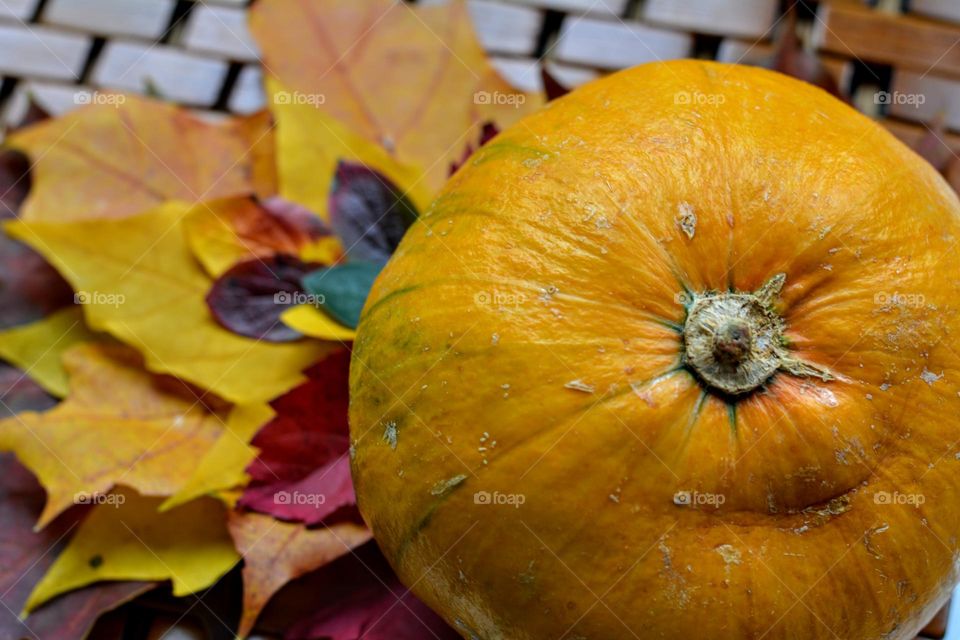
[[715, 38, 775, 65], [553, 17, 693, 69], [0, 0, 38, 23], [181, 4, 259, 62], [0, 23, 90, 80], [545, 60, 601, 87], [469, 0, 542, 56], [505, 0, 627, 16], [3, 79, 93, 127], [43, 0, 175, 39], [888, 69, 960, 132], [910, 0, 960, 24], [490, 57, 543, 92], [643, 0, 780, 39], [91, 41, 229, 106], [228, 65, 265, 114]]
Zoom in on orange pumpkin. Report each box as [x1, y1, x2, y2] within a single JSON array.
[[349, 60, 960, 639]]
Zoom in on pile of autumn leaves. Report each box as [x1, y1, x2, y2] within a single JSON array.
[[0, 1, 540, 638]]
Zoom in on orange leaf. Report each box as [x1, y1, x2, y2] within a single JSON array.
[[183, 196, 342, 278], [8, 95, 275, 222], [250, 0, 540, 190], [228, 510, 371, 637]]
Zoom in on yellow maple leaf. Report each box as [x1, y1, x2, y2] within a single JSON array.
[[6, 202, 331, 404], [9, 96, 275, 222], [266, 77, 432, 221], [228, 511, 371, 637], [0, 306, 100, 397], [159, 402, 275, 512], [250, 0, 541, 191], [0, 343, 228, 528], [24, 488, 239, 613]]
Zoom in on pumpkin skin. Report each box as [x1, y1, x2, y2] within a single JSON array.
[[349, 60, 960, 639]]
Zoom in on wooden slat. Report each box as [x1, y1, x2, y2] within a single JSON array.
[[42, 0, 175, 39], [227, 65, 265, 114], [490, 57, 542, 93], [910, 0, 960, 26], [0, 23, 90, 81], [553, 16, 693, 69], [643, 0, 780, 39], [888, 68, 960, 131], [468, 0, 543, 56], [883, 117, 960, 155], [181, 4, 259, 62], [2, 79, 93, 128], [814, 2, 960, 78], [91, 41, 229, 106], [504, 0, 627, 16], [0, 0, 38, 23]]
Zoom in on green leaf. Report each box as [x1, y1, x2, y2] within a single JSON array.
[[301, 262, 383, 329]]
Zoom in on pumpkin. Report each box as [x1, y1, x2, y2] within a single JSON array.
[[349, 60, 960, 639]]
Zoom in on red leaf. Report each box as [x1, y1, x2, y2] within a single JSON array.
[[238, 349, 355, 525], [281, 543, 459, 640], [0, 454, 154, 640], [206, 255, 322, 342]]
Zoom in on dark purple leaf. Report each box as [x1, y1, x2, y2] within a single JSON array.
[[329, 161, 419, 263], [0, 363, 57, 416], [205, 255, 322, 342], [541, 66, 571, 102], [0, 148, 73, 329], [0, 453, 155, 640], [0, 148, 31, 219]]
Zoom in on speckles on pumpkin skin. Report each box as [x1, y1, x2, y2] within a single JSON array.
[[864, 523, 890, 559], [383, 421, 398, 450], [921, 368, 943, 385], [658, 539, 691, 607], [715, 544, 741, 565], [676, 202, 697, 239], [564, 379, 595, 393], [431, 474, 467, 497]]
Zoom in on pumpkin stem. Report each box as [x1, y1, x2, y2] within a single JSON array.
[[681, 273, 834, 395]]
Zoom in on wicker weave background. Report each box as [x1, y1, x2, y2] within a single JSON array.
[[1, 1, 959, 637], [2, 0, 960, 155]]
